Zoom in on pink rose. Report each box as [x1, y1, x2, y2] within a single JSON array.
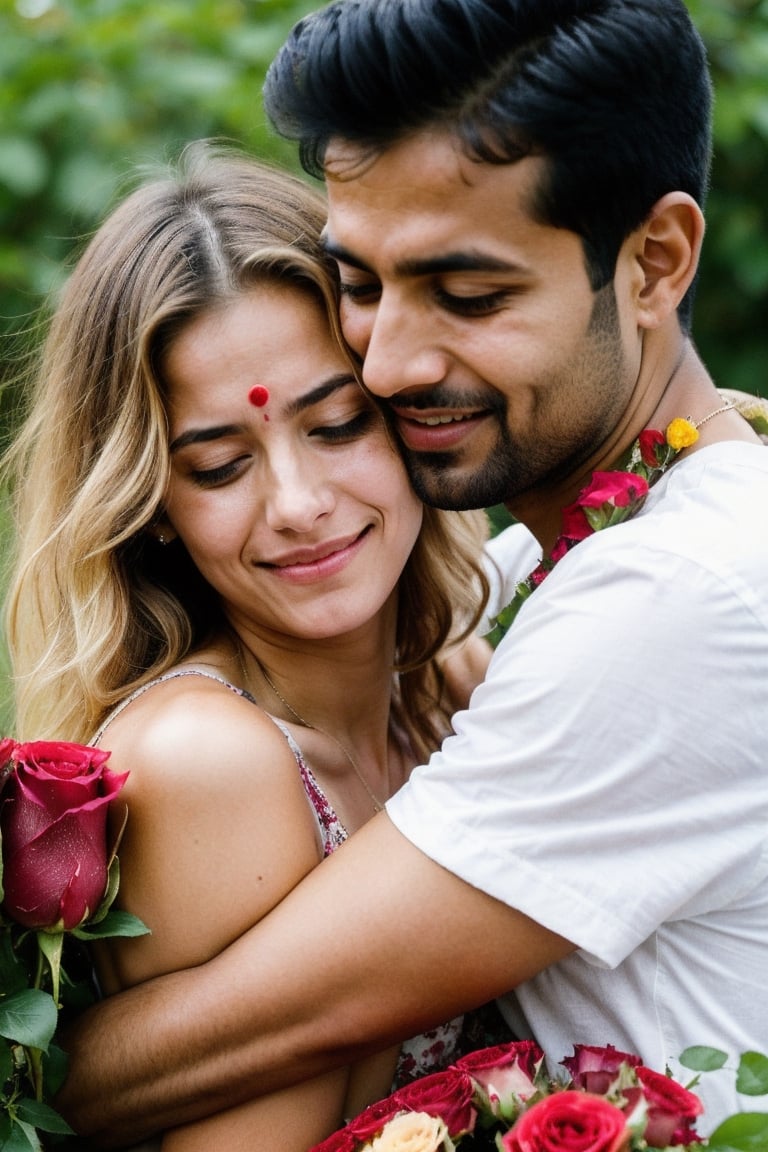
[[1, 741, 128, 930], [393, 1067, 476, 1137], [631, 1065, 703, 1147], [456, 1040, 544, 1115], [502, 1091, 632, 1152], [561, 1045, 641, 1096], [578, 471, 649, 510], [575, 471, 649, 532]]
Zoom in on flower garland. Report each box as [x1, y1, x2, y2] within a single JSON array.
[[493, 414, 709, 633]]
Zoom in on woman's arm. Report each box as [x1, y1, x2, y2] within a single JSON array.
[[93, 677, 366, 1150], [58, 812, 573, 1147]]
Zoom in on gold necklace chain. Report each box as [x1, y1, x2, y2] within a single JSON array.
[[692, 400, 736, 428], [235, 639, 384, 815]]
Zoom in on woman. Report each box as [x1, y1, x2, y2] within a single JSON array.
[[2, 145, 491, 1148]]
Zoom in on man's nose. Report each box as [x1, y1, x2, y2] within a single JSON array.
[[360, 294, 449, 399]]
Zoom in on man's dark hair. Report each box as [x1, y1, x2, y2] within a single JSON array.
[[264, 0, 712, 329]]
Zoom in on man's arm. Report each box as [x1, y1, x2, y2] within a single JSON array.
[[58, 815, 573, 1147]]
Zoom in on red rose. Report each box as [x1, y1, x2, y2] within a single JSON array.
[[456, 1040, 544, 1115], [347, 1095, 404, 1142], [530, 559, 553, 586], [0, 741, 128, 930], [0, 737, 17, 793], [632, 1065, 703, 1147], [557, 504, 593, 546], [308, 1126, 358, 1152], [638, 428, 666, 469], [392, 1067, 476, 1137], [561, 1045, 641, 1096], [502, 1091, 631, 1152]]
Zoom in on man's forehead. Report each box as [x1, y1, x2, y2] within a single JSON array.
[[324, 127, 470, 185], [324, 139, 546, 259]]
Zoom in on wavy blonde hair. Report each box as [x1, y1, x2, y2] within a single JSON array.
[[2, 143, 488, 756]]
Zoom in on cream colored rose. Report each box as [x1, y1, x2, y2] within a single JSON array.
[[365, 1110, 449, 1152]]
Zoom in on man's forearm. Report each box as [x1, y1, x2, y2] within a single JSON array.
[[57, 815, 572, 1146]]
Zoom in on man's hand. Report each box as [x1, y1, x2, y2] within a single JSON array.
[[57, 815, 573, 1146]]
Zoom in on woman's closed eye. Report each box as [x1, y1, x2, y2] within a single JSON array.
[[189, 456, 249, 488]]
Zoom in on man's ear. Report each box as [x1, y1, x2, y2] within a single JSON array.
[[633, 192, 705, 329]]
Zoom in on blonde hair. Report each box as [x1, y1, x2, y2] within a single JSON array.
[[2, 143, 488, 755]]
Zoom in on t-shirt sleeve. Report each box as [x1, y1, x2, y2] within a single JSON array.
[[387, 528, 768, 967]]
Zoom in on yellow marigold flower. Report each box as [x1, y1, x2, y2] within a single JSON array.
[[665, 417, 699, 451]]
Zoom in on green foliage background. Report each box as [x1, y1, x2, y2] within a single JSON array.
[[0, 0, 767, 731]]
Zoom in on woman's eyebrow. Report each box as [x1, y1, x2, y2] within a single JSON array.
[[282, 373, 359, 418], [169, 424, 241, 453], [168, 375, 359, 452]]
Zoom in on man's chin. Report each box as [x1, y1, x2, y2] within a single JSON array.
[[404, 454, 512, 511]]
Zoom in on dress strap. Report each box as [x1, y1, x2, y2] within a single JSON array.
[[92, 668, 348, 855], [91, 668, 250, 746]]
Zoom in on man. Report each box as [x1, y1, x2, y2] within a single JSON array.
[[59, 0, 768, 1142]]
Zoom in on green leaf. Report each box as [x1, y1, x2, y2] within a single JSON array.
[[679, 1045, 729, 1072], [16, 1098, 74, 1135], [0, 1036, 14, 1083], [706, 1112, 768, 1151], [0, 1116, 42, 1151], [87, 852, 121, 925], [72, 908, 149, 940], [0, 988, 57, 1050], [736, 1051, 768, 1096]]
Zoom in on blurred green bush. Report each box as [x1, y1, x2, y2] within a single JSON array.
[[0, 0, 766, 730]]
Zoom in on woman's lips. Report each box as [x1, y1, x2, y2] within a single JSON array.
[[261, 528, 371, 583]]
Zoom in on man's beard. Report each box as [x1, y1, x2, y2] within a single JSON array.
[[396, 421, 528, 510], [386, 284, 629, 511]]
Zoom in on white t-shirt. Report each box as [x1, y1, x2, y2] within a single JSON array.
[[388, 442, 768, 1129]]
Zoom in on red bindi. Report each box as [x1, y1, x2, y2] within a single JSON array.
[[248, 385, 270, 407]]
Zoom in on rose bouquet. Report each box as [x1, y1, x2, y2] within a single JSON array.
[[309, 1040, 768, 1152], [0, 739, 148, 1150]]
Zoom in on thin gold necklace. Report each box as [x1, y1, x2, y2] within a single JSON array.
[[691, 400, 736, 429], [235, 639, 384, 815]]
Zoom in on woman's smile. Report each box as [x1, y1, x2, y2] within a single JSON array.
[[259, 526, 373, 583]]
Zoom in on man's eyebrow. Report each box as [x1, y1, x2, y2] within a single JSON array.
[[323, 238, 522, 279], [168, 374, 359, 452]]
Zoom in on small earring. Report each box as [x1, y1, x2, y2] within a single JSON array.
[[157, 534, 168, 546]]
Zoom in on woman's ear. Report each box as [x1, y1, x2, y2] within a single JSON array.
[[633, 192, 705, 329]]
